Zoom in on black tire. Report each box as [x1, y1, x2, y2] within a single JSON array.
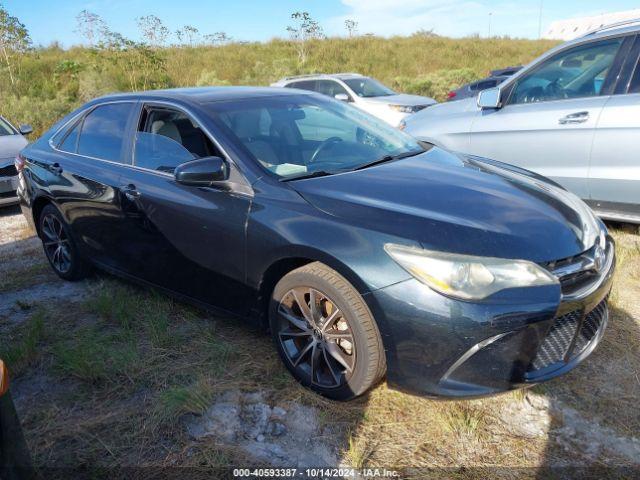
[[269, 262, 386, 400], [38, 204, 91, 281]]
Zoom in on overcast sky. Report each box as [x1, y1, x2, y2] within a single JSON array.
[[5, 0, 640, 47]]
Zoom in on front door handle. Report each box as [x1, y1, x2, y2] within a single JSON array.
[[559, 111, 589, 125], [120, 184, 141, 201]]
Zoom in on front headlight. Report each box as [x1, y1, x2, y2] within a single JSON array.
[[385, 244, 558, 301], [389, 104, 417, 113]]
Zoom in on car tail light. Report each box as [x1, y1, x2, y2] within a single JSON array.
[[15, 154, 26, 173], [446, 91, 457, 101]]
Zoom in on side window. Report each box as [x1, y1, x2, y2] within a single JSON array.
[[508, 39, 623, 105], [77, 103, 135, 162], [133, 106, 220, 173], [57, 121, 81, 153], [316, 80, 350, 99], [286, 80, 317, 91]]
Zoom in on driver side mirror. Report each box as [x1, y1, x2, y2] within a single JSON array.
[[334, 93, 350, 102], [175, 156, 228, 186], [477, 87, 502, 109], [18, 124, 33, 136]]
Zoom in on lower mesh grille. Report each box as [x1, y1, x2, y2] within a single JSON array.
[[529, 298, 607, 372], [0, 164, 17, 177], [530, 310, 581, 371], [573, 299, 607, 355]]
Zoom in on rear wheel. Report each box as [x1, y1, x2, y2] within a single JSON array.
[[270, 262, 386, 400], [39, 204, 90, 281]]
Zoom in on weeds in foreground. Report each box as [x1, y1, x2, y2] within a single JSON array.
[[0, 309, 46, 375], [442, 403, 486, 437], [156, 378, 216, 422]]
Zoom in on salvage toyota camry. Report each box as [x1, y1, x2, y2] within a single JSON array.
[[16, 87, 614, 400]]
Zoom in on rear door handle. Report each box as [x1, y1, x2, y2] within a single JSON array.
[[120, 184, 141, 201], [559, 111, 589, 125]]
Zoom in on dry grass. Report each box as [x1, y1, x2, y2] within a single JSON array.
[[3, 35, 559, 137], [1, 213, 639, 476]]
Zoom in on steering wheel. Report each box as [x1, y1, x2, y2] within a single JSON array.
[[543, 79, 568, 100], [310, 137, 343, 163]]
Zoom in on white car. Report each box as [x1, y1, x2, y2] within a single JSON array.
[[271, 73, 436, 126], [0, 115, 31, 207], [401, 21, 640, 223]]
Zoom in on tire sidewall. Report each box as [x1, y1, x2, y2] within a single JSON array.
[[269, 266, 380, 400]]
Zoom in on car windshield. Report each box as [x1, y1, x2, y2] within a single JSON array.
[[208, 95, 424, 180], [343, 78, 396, 98], [0, 117, 15, 136]]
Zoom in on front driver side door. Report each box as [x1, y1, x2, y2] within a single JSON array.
[[468, 36, 630, 200], [117, 103, 253, 315]]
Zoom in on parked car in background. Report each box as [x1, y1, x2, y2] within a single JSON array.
[[17, 87, 613, 400], [488, 65, 523, 77], [271, 73, 436, 126], [402, 21, 640, 223], [447, 66, 523, 102], [446, 75, 511, 102], [0, 116, 32, 207]]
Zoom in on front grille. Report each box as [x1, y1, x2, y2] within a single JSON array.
[[0, 164, 17, 177], [544, 239, 611, 296], [528, 297, 607, 373]]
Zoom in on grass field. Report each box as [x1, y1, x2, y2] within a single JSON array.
[[1, 205, 639, 478], [2, 35, 558, 137]]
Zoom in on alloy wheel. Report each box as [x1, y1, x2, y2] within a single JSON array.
[[41, 213, 72, 274], [277, 287, 356, 388]]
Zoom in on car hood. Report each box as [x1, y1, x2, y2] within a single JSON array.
[[403, 97, 476, 128], [290, 148, 600, 263], [0, 135, 28, 164], [364, 93, 436, 106]]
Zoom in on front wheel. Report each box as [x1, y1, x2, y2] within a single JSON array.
[[270, 262, 386, 400], [39, 204, 90, 281]]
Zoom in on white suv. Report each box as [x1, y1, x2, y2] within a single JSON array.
[[271, 73, 436, 126], [402, 21, 640, 223]]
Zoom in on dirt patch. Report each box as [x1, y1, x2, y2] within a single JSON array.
[[185, 390, 340, 468], [0, 281, 90, 330], [498, 393, 640, 465]]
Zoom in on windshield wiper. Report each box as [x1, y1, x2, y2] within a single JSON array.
[[281, 170, 337, 182], [352, 149, 424, 171]]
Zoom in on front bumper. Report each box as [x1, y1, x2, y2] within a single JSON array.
[[364, 238, 615, 398]]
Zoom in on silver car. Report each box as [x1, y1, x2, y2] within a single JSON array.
[[402, 21, 640, 223], [272, 73, 437, 127], [0, 116, 31, 207]]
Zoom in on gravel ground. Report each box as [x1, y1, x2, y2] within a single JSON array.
[[1, 206, 639, 476]]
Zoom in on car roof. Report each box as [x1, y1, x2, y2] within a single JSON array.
[[277, 73, 365, 83], [563, 22, 640, 47], [92, 86, 314, 105]]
